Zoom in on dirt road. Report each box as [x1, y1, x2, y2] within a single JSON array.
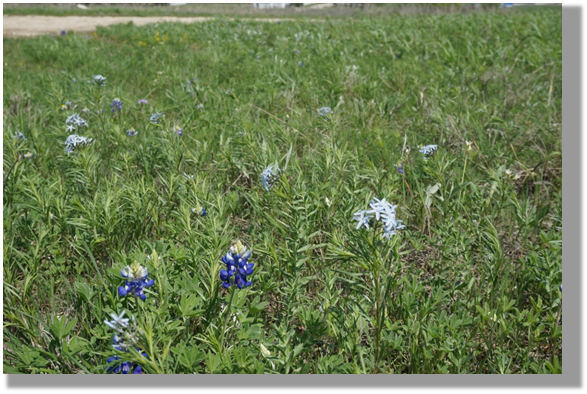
[[3, 15, 305, 37]]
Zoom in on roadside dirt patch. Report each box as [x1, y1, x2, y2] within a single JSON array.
[[3, 15, 309, 37]]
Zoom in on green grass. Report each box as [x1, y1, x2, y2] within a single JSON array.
[[3, 8, 562, 375]]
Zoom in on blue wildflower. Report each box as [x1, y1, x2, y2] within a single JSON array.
[[117, 261, 155, 302], [23, 152, 34, 159], [111, 98, 123, 113], [318, 107, 333, 117], [419, 145, 438, 156], [174, 126, 183, 136], [126, 128, 138, 137], [394, 163, 404, 174], [260, 165, 281, 191], [104, 311, 147, 374], [149, 112, 165, 124], [191, 207, 207, 217], [220, 241, 254, 290], [13, 131, 26, 141], [61, 30, 67, 36], [91, 75, 107, 86], [196, 104, 204, 110], [65, 113, 88, 131], [353, 197, 405, 240], [298, 62, 303, 66], [65, 134, 93, 155]]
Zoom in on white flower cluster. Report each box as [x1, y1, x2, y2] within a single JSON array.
[[353, 197, 405, 239], [419, 145, 438, 156], [92, 75, 107, 86], [65, 134, 93, 154], [104, 311, 141, 351], [261, 165, 281, 191], [65, 113, 88, 132]]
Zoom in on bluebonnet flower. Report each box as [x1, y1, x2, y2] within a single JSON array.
[[174, 126, 183, 136], [260, 165, 281, 191], [111, 98, 123, 113], [104, 311, 147, 374], [23, 152, 34, 159], [353, 197, 405, 240], [191, 207, 207, 217], [61, 101, 72, 110], [118, 261, 155, 301], [65, 134, 93, 154], [298, 62, 303, 66], [65, 113, 88, 131], [149, 113, 165, 124], [296, 49, 301, 54], [137, 99, 148, 105], [126, 128, 138, 137], [92, 75, 107, 86], [394, 163, 404, 174], [318, 107, 333, 117], [419, 145, 438, 156], [13, 131, 26, 141], [61, 30, 67, 35], [559, 284, 562, 292], [81, 107, 90, 114], [220, 241, 254, 289]]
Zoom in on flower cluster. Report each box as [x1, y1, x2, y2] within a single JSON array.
[[149, 112, 165, 124], [65, 134, 93, 154], [118, 261, 155, 301], [174, 126, 183, 136], [92, 75, 107, 86], [61, 101, 72, 110], [24, 152, 34, 159], [14, 131, 26, 141], [419, 145, 438, 156], [126, 128, 138, 137], [318, 107, 333, 117], [191, 207, 207, 217], [111, 98, 123, 113], [104, 311, 146, 374], [261, 165, 281, 191], [353, 197, 405, 239], [65, 113, 88, 132], [220, 241, 254, 289]]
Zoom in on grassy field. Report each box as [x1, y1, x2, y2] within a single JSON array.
[[3, 7, 562, 374]]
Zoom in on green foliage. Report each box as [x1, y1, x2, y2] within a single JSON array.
[[3, 7, 562, 374]]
